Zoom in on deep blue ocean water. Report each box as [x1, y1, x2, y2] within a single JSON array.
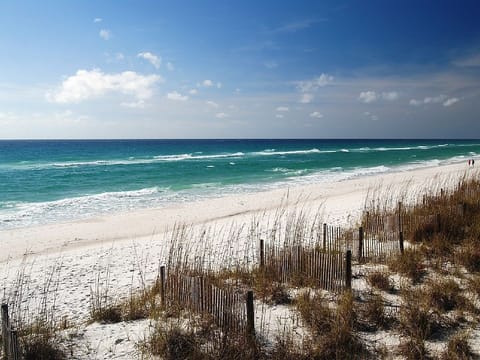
[[0, 139, 479, 230]]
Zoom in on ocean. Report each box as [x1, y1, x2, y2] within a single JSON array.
[[0, 139, 479, 230]]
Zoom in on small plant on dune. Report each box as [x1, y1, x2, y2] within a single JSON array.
[[425, 278, 469, 313], [295, 291, 332, 334], [296, 291, 370, 359], [457, 240, 480, 273], [467, 275, 480, 298], [146, 323, 200, 360], [367, 270, 395, 292], [388, 249, 425, 284], [358, 292, 390, 331], [18, 319, 66, 360], [442, 331, 474, 360], [314, 291, 371, 359], [399, 288, 448, 345], [398, 337, 430, 360]]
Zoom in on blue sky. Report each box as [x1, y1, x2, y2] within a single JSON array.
[[1, 0, 480, 139]]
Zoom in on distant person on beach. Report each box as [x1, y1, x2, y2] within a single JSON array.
[[473, 159, 475, 167], [469, 160, 471, 166]]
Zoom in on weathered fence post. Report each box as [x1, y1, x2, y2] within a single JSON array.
[[358, 227, 364, 261], [259, 239, 265, 269], [10, 329, 19, 360], [246, 290, 255, 338], [436, 213, 442, 232], [1, 303, 20, 360], [160, 266, 166, 307], [1, 303, 10, 358], [398, 201, 403, 233], [345, 250, 352, 290], [323, 223, 327, 251], [399, 231, 404, 255]]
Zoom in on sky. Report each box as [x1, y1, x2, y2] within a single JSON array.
[[0, 0, 480, 139]]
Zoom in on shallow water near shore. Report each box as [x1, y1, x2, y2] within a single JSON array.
[[1, 139, 479, 230]]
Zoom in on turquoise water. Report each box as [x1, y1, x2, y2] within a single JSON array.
[[0, 139, 479, 230]]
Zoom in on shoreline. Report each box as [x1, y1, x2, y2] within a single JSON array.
[[0, 161, 476, 264]]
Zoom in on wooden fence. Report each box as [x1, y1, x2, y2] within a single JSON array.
[[1, 304, 20, 360], [165, 272, 252, 335], [261, 241, 351, 292]]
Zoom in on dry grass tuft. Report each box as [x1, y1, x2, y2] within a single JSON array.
[[388, 249, 425, 284], [367, 270, 395, 292], [425, 278, 469, 313], [442, 331, 475, 360], [398, 337, 430, 360]]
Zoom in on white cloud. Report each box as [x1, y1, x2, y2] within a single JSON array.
[[443, 97, 459, 107], [138, 52, 161, 69], [116, 53, 125, 60], [359, 91, 378, 103], [202, 80, 214, 87], [276, 106, 289, 112], [93, 18, 102, 23], [167, 91, 188, 101], [275, 114, 284, 119], [217, 82, 222, 89], [99, 29, 111, 40], [300, 93, 313, 103], [120, 100, 145, 108], [166, 62, 174, 71], [297, 73, 334, 92], [424, 95, 447, 104], [363, 112, 379, 121], [215, 112, 229, 119], [310, 111, 323, 119], [206, 101, 219, 108], [189, 89, 198, 95], [47, 69, 162, 104], [382, 91, 399, 101], [410, 94, 449, 106]]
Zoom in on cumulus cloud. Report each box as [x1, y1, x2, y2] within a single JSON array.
[[359, 90, 399, 103], [297, 73, 334, 92], [189, 89, 198, 95], [93, 18, 102, 23], [99, 29, 111, 40], [300, 93, 313, 103], [359, 91, 378, 103], [202, 80, 214, 87], [409, 99, 423, 106], [138, 52, 161, 69], [443, 97, 459, 107], [47, 69, 162, 104], [215, 112, 229, 119], [120, 100, 145, 108], [276, 106, 289, 112], [382, 91, 399, 101], [409, 94, 449, 106], [206, 101, 219, 108], [167, 91, 188, 101], [310, 111, 323, 119], [364, 111, 378, 121]]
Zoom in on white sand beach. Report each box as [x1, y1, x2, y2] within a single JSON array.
[[1, 161, 478, 358], [0, 161, 473, 264]]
